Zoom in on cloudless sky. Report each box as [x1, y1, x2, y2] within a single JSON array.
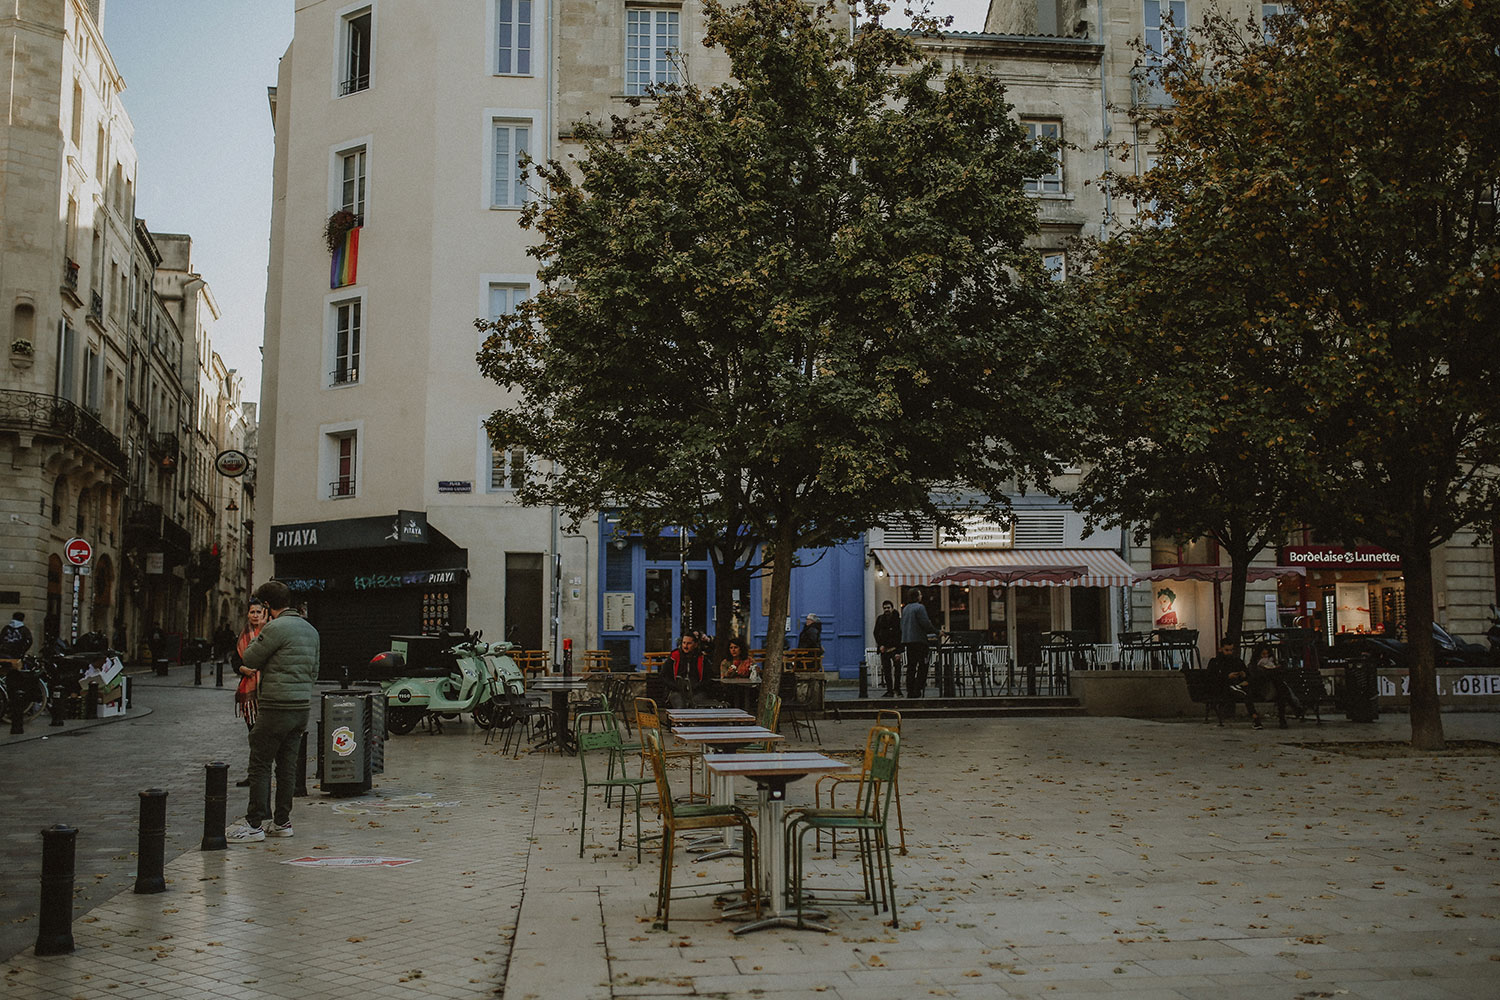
[[101, 0, 989, 407]]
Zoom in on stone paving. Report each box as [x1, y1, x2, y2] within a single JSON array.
[[2, 673, 1497, 999]]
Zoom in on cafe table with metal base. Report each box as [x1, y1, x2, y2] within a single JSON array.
[[528, 676, 593, 754], [703, 752, 852, 934], [669, 725, 783, 857], [664, 707, 755, 727]]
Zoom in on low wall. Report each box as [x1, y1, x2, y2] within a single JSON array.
[[1073, 667, 1500, 718]]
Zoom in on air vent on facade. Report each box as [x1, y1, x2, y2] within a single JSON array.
[[880, 520, 936, 546], [1012, 511, 1066, 547]]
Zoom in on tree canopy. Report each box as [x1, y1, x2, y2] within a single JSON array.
[[478, 0, 1080, 692], [1077, 0, 1500, 748]]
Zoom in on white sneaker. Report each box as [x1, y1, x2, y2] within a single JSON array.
[[226, 819, 265, 843], [263, 821, 293, 838]]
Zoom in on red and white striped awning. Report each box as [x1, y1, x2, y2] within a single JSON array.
[[871, 548, 1138, 587]]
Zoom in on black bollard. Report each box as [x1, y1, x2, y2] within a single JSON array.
[[215, 660, 224, 687], [50, 684, 67, 727], [201, 762, 228, 851], [9, 673, 24, 735], [85, 681, 99, 720], [34, 824, 77, 956], [194, 660, 202, 685], [295, 732, 309, 797], [134, 789, 167, 894], [857, 658, 868, 699]]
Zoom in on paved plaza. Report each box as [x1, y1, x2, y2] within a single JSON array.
[[2, 673, 1498, 999]]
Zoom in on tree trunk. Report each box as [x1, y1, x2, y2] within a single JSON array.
[[1225, 547, 1250, 654], [758, 519, 796, 721], [1402, 541, 1446, 750]]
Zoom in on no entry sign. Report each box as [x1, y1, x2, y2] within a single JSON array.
[[64, 537, 93, 566]]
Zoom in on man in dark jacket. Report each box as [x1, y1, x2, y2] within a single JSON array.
[[901, 590, 937, 697], [1206, 639, 1263, 730], [659, 633, 711, 708], [0, 612, 33, 664], [227, 580, 320, 842], [873, 601, 903, 697]]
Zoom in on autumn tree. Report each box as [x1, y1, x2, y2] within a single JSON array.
[[1080, 0, 1500, 748], [478, 0, 1077, 701]]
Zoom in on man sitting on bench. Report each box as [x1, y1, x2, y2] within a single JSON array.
[[1207, 639, 1263, 730]]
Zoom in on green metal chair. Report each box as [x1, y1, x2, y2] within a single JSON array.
[[785, 727, 901, 928], [576, 711, 652, 861], [642, 730, 760, 930]]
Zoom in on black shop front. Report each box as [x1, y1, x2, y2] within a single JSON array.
[[270, 511, 468, 679]]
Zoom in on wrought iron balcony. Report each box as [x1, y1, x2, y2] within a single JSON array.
[[329, 366, 360, 385], [89, 291, 104, 323], [150, 432, 179, 469], [62, 259, 80, 294], [0, 388, 126, 471], [329, 478, 356, 499]]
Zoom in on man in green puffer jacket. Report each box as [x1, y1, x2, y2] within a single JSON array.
[[227, 580, 320, 843]]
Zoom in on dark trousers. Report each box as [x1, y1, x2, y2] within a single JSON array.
[[904, 642, 929, 695], [879, 649, 903, 693], [247, 707, 307, 828]]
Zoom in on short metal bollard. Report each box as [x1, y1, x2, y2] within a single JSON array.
[[858, 659, 869, 699], [85, 681, 100, 720], [194, 660, 202, 686], [35, 824, 77, 956], [201, 762, 228, 851], [50, 685, 67, 727], [295, 732, 309, 797], [8, 675, 25, 735], [154, 658, 168, 677], [215, 660, 224, 687], [134, 789, 168, 894]]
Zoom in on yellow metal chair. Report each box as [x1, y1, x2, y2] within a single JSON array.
[[642, 730, 760, 930], [816, 708, 906, 854]]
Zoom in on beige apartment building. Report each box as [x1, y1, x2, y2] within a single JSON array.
[[1, 0, 253, 660]]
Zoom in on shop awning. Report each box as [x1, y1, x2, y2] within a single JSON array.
[[1135, 565, 1306, 584], [872, 548, 1138, 587]]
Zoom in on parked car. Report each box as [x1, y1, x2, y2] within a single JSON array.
[[1323, 624, 1493, 670]]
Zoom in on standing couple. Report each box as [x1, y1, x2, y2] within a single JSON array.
[[874, 590, 936, 698]]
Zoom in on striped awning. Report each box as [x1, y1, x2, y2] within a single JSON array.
[[871, 548, 1138, 587]]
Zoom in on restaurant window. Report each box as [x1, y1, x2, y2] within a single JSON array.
[[1151, 534, 1217, 566]]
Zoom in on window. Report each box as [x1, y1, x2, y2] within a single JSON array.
[[1144, 1, 1185, 64], [1260, 3, 1285, 42], [327, 430, 359, 498], [330, 298, 362, 385], [71, 82, 83, 147], [492, 120, 530, 207], [488, 442, 532, 492], [338, 146, 367, 218], [625, 8, 680, 96], [1023, 120, 1063, 194], [1041, 252, 1066, 281], [489, 282, 527, 323], [340, 6, 373, 95], [496, 0, 532, 75]]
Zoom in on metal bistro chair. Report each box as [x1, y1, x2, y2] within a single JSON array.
[[778, 671, 820, 743], [785, 727, 902, 928], [642, 730, 760, 930], [576, 711, 652, 861], [634, 697, 703, 802], [815, 709, 907, 856]]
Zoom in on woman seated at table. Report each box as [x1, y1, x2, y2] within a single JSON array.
[[719, 636, 756, 679]]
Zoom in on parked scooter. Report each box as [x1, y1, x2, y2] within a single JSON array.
[[1487, 603, 1500, 663], [362, 629, 523, 735]]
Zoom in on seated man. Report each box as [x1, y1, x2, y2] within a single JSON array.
[[658, 633, 713, 709], [1206, 639, 1263, 730]]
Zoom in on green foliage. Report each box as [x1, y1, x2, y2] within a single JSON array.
[[1079, 0, 1500, 746]]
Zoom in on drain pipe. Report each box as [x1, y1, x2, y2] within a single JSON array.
[[1096, 0, 1114, 239]]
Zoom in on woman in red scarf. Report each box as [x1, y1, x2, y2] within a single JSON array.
[[231, 600, 268, 785]]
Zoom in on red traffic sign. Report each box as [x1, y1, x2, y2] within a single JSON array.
[[64, 537, 93, 566]]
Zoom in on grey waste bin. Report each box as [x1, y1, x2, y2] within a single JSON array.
[[1342, 655, 1380, 723], [318, 689, 380, 796]]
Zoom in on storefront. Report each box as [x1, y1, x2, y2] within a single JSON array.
[[869, 547, 1135, 665], [596, 516, 866, 676], [271, 510, 469, 678], [1280, 544, 1404, 641]]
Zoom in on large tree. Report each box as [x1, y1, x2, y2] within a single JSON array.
[[478, 0, 1077, 701], [1083, 1, 1500, 748]]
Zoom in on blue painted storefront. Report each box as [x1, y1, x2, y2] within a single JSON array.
[[596, 516, 866, 677]]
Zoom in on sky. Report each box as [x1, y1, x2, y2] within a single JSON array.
[[100, 0, 991, 407]]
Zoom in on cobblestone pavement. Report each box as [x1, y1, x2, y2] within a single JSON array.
[[3, 678, 1498, 999]]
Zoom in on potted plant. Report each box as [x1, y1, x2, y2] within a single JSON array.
[[324, 210, 361, 253]]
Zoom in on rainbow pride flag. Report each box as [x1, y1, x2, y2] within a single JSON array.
[[330, 226, 360, 288]]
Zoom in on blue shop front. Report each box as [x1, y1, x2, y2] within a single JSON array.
[[596, 516, 866, 677]]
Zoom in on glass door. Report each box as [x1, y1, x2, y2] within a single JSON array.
[[643, 566, 711, 654]]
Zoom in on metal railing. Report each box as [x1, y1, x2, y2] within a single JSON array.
[[62, 259, 80, 293], [329, 367, 360, 385], [0, 389, 126, 470], [89, 291, 104, 323], [339, 73, 370, 96], [329, 478, 356, 499]]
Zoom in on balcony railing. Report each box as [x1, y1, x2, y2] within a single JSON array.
[[150, 432, 179, 469], [329, 478, 356, 499], [339, 73, 370, 96], [89, 291, 104, 323], [329, 366, 360, 386], [0, 388, 126, 470], [62, 259, 80, 294]]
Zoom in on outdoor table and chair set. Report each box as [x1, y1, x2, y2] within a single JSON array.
[[571, 688, 905, 935]]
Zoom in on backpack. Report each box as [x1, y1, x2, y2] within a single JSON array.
[[0, 622, 26, 657]]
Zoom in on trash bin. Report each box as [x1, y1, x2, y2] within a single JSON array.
[[1342, 654, 1380, 723], [318, 689, 378, 797]]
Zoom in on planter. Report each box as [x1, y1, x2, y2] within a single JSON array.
[[10, 350, 34, 370]]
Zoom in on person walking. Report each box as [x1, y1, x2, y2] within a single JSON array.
[[901, 589, 936, 697], [874, 600, 903, 697], [226, 581, 319, 843], [230, 599, 269, 787]]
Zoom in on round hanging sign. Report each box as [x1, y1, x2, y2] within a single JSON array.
[[215, 449, 250, 478]]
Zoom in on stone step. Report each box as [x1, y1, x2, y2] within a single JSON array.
[[826, 696, 1085, 720]]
